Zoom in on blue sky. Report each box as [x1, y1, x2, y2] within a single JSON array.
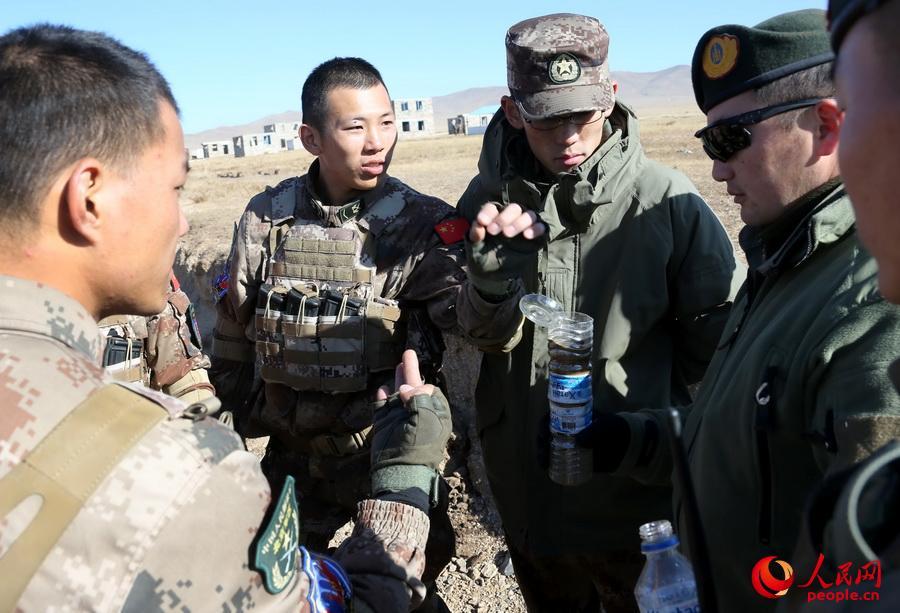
[[2, 1, 826, 134]]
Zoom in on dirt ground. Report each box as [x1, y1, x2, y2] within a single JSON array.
[[178, 107, 742, 613]]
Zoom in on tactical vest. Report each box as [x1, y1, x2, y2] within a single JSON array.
[[97, 315, 150, 386], [256, 219, 406, 393]]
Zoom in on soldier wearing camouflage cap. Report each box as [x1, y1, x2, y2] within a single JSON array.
[[454, 12, 741, 611], [0, 24, 452, 612], [575, 9, 900, 611]]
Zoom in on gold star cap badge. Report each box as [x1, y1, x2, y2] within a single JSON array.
[[548, 53, 581, 84]]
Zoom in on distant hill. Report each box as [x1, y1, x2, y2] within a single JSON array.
[[184, 111, 300, 150], [185, 65, 692, 145], [614, 65, 694, 109]]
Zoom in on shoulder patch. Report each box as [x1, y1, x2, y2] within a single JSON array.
[[212, 260, 230, 304], [254, 475, 300, 594], [434, 218, 470, 244]]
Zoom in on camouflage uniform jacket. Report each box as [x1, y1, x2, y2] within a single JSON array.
[[615, 184, 900, 611], [455, 103, 743, 555], [0, 275, 432, 612], [99, 278, 215, 403], [211, 161, 466, 445]]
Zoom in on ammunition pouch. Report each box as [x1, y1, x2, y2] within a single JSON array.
[[256, 224, 406, 393]]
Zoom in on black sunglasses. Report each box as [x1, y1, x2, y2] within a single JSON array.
[[694, 99, 822, 162]]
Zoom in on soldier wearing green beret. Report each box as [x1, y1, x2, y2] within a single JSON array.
[[575, 8, 900, 610], [454, 12, 742, 612]]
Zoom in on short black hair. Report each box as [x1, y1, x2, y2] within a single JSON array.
[[755, 63, 835, 127], [301, 57, 387, 130], [0, 24, 178, 229]]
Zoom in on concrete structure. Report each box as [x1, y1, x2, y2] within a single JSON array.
[[202, 140, 233, 158], [264, 121, 300, 136], [232, 132, 282, 157], [392, 98, 435, 139], [189, 147, 205, 160], [449, 105, 499, 136]]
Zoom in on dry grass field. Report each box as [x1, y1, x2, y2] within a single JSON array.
[[178, 107, 743, 273], [175, 107, 744, 613]]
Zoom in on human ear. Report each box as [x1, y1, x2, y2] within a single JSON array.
[[501, 95, 525, 130], [62, 159, 103, 245], [300, 124, 321, 156], [814, 98, 842, 157]]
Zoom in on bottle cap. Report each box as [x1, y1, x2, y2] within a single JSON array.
[[519, 293, 564, 329]]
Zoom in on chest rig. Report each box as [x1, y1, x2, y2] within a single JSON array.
[[97, 315, 150, 386], [255, 183, 406, 393]]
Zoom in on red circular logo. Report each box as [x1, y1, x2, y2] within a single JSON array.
[[751, 556, 795, 598]]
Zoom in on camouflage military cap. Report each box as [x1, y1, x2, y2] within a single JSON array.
[[506, 13, 614, 120], [692, 9, 834, 113], [828, 0, 892, 51]]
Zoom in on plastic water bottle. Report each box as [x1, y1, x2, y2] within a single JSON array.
[[634, 520, 700, 613], [547, 311, 593, 486], [520, 295, 593, 487]]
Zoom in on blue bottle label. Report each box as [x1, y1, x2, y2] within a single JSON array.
[[548, 373, 592, 404]]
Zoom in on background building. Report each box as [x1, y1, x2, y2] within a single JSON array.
[[392, 97, 435, 139], [201, 140, 233, 158], [448, 105, 498, 136]]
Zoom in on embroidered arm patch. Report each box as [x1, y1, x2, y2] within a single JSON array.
[[434, 218, 470, 244], [254, 475, 300, 594]]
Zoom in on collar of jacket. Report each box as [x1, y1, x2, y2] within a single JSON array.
[[271, 159, 392, 227], [890, 360, 900, 396], [479, 101, 643, 239], [0, 274, 103, 362], [738, 178, 852, 276]]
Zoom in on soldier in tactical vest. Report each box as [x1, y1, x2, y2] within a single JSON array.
[[209, 57, 467, 604], [99, 272, 215, 404], [0, 24, 452, 612]]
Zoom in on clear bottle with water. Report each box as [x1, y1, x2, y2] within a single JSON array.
[[520, 295, 593, 486], [634, 520, 700, 613]]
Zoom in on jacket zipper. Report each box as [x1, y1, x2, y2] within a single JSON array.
[[754, 367, 777, 544], [572, 234, 580, 308]]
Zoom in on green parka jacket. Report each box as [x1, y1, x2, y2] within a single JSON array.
[[618, 182, 900, 611], [455, 103, 743, 554]]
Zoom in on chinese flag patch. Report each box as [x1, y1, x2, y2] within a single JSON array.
[[434, 218, 470, 244]]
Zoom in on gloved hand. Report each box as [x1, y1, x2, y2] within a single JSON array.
[[537, 410, 633, 473], [466, 202, 548, 298], [370, 350, 452, 510]]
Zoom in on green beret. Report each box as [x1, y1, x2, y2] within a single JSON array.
[[828, 0, 892, 51], [692, 9, 834, 113]]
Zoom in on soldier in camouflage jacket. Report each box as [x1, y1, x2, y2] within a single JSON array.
[[210, 58, 467, 593], [0, 25, 450, 613]]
